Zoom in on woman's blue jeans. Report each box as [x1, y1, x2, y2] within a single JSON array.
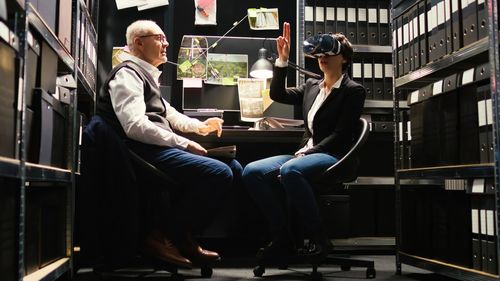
[[242, 153, 338, 240]]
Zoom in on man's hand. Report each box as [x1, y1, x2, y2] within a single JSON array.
[[276, 22, 291, 62], [186, 141, 207, 155], [198, 117, 223, 137]]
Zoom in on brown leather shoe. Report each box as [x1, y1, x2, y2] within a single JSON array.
[[177, 234, 221, 264], [143, 231, 193, 268]]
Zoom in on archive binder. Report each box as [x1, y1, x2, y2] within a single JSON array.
[[347, 7, 357, 43], [379, 3, 390, 45], [444, 0, 453, 55], [477, 0, 487, 40], [462, 0, 478, 46], [363, 60, 374, 100], [336, 0, 347, 36], [383, 61, 393, 100], [326, 0, 336, 34], [373, 60, 384, 100], [409, 5, 418, 71], [418, 1, 428, 66], [471, 201, 482, 270], [0, 40, 16, 158], [357, 6, 368, 44], [367, 0, 378, 45], [396, 15, 404, 77], [451, 0, 462, 52], [402, 11, 410, 75], [305, 4, 314, 37], [315, 5, 326, 34]]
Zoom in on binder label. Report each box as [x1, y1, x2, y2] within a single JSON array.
[[403, 23, 409, 45], [374, 63, 383, 78], [358, 8, 367, 21], [326, 7, 335, 21], [379, 9, 389, 24], [399, 122, 403, 141], [316, 7, 325, 22], [410, 90, 419, 104], [486, 99, 493, 125], [352, 63, 362, 78], [407, 121, 412, 141], [486, 210, 494, 236], [363, 63, 373, 78], [451, 0, 459, 13], [472, 209, 479, 234], [478, 100, 487, 127], [337, 7, 346, 21], [433, 80, 443, 95], [305, 6, 314, 21], [462, 68, 475, 84], [472, 178, 485, 193], [348, 8, 356, 22], [419, 13, 426, 36], [437, 1, 445, 26], [368, 8, 377, 23], [384, 64, 394, 77]]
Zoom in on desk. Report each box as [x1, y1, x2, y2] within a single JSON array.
[[183, 128, 304, 166]]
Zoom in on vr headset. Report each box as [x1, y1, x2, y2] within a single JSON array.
[[303, 34, 342, 58]]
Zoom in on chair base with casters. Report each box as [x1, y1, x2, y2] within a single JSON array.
[[252, 118, 375, 281]]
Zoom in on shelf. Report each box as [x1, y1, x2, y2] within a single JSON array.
[[395, 37, 489, 88], [347, 176, 443, 186], [25, 163, 72, 182], [77, 67, 96, 101], [364, 100, 408, 109], [398, 164, 495, 179], [399, 252, 498, 281], [0, 156, 20, 178], [23, 257, 70, 281], [27, 3, 74, 71], [352, 45, 392, 53]]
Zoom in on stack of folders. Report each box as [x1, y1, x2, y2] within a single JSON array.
[[404, 62, 491, 168], [394, 0, 488, 78], [351, 55, 393, 100], [304, 0, 390, 45], [77, 6, 98, 91], [470, 178, 497, 274]]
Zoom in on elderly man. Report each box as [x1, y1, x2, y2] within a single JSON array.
[[97, 20, 242, 268]]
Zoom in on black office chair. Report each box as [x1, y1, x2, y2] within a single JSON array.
[[77, 115, 214, 279], [253, 118, 374, 280]]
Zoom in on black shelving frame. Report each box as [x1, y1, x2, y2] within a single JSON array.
[[392, 0, 500, 280]]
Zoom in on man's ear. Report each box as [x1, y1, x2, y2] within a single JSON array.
[[134, 37, 143, 50]]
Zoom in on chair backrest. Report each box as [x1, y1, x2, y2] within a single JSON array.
[[317, 118, 370, 184]]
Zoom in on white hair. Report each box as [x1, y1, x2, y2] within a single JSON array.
[[126, 20, 162, 50]]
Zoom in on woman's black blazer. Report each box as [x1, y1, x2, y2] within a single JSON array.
[[270, 66, 366, 159]]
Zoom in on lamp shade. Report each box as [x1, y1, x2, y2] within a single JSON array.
[[250, 48, 273, 79]]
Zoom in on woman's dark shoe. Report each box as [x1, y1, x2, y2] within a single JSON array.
[[298, 237, 333, 263], [256, 239, 296, 261]]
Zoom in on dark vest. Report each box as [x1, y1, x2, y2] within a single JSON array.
[[97, 60, 171, 138]]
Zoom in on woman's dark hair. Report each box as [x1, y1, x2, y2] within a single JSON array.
[[332, 33, 353, 72]]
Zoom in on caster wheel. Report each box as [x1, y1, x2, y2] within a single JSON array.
[[341, 265, 351, 271], [253, 265, 265, 277], [201, 267, 213, 278], [311, 271, 322, 281], [366, 267, 376, 279]]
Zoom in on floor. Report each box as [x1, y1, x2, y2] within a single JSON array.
[[74, 255, 458, 281]]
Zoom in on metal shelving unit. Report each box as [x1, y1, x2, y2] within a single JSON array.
[[0, 0, 98, 280], [392, 0, 500, 280]]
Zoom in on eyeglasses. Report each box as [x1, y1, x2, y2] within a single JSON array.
[[138, 34, 168, 44]]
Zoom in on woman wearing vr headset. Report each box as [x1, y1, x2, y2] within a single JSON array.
[[242, 22, 366, 262]]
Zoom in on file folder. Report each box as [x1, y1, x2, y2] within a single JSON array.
[[357, 6, 368, 44], [326, 0, 336, 34], [444, 0, 453, 55], [477, 0, 487, 40], [336, 0, 347, 35], [363, 60, 374, 100], [305, 4, 315, 37], [379, 4, 390, 45], [396, 16, 404, 77], [451, 0, 462, 52], [402, 11, 410, 75], [347, 7, 357, 43], [418, 1, 428, 66], [476, 84, 490, 163], [367, 0, 378, 45], [373, 60, 384, 100], [462, 0, 478, 46], [383, 61, 394, 100], [459, 81, 479, 164], [315, 5, 326, 34]]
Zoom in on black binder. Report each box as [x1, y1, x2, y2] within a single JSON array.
[[409, 6, 418, 71], [475, 84, 490, 163], [418, 1, 428, 66], [398, 111, 408, 169], [367, 0, 378, 45], [383, 60, 394, 100], [477, 0, 488, 40], [402, 11, 410, 75], [336, 0, 347, 36], [471, 200, 482, 270], [357, 6, 368, 44], [347, 7, 357, 43], [315, 5, 326, 35], [305, 2, 315, 37], [325, 0, 336, 34], [409, 89, 425, 168], [363, 59, 374, 100], [475, 62, 490, 83], [444, 0, 453, 55], [373, 59, 384, 100], [451, 0, 462, 52], [40, 41, 58, 95], [396, 16, 404, 77], [458, 79, 479, 164], [25, 32, 40, 108], [378, 1, 390, 45], [462, 0, 478, 46]]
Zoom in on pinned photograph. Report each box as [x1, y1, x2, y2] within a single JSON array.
[[247, 8, 279, 30], [206, 54, 248, 85], [195, 0, 217, 25], [237, 78, 266, 121], [177, 36, 209, 80]]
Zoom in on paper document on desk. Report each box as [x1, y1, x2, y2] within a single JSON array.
[[206, 145, 237, 158], [254, 117, 304, 130]]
